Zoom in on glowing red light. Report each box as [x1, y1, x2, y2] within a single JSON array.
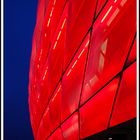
[[29, 0, 136, 139]]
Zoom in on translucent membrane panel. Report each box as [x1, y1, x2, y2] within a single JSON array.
[[80, 78, 119, 139], [28, 82, 44, 132], [63, 0, 97, 70], [49, 84, 62, 132], [29, 111, 37, 138], [48, 128, 64, 140], [37, 107, 52, 140], [29, 47, 36, 86], [31, 28, 44, 81], [28, 81, 36, 116], [109, 62, 136, 127], [37, 84, 62, 140], [33, 0, 54, 78], [28, 86, 37, 131], [126, 38, 136, 66], [36, 0, 46, 32], [33, 0, 47, 52], [49, 0, 67, 39], [33, 26, 41, 52], [48, 5, 68, 96], [29, 1, 68, 137], [29, 0, 48, 135], [33, 30, 51, 80], [31, 0, 48, 77], [95, 0, 107, 17], [29, 0, 47, 85], [32, 62, 50, 127], [34, 0, 67, 80], [61, 112, 79, 140], [30, 32, 38, 66], [80, 0, 136, 105], [61, 33, 90, 121]]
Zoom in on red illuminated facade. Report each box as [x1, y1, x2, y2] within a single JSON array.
[[28, 0, 137, 139]]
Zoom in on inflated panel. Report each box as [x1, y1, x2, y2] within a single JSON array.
[[63, 0, 97, 70], [29, 0, 137, 139], [61, 33, 90, 121], [110, 62, 136, 127], [34, 0, 67, 80], [47, 5, 68, 96], [37, 106, 52, 140], [48, 128, 64, 140], [80, 0, 136, 105], [61, 112, 79, 140], [49, 84, 62, 132], [80, 78, 119, 138]]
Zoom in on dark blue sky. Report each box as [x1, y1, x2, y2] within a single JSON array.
[[4, 0, 38, 139]]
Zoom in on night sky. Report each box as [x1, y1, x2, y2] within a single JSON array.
[[4, 0, 38, 139]]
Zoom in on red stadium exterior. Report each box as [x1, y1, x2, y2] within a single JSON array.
[[28, 0, 137, 139]]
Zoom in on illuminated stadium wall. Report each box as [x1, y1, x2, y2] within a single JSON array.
[[28, 0, 136, 139]]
